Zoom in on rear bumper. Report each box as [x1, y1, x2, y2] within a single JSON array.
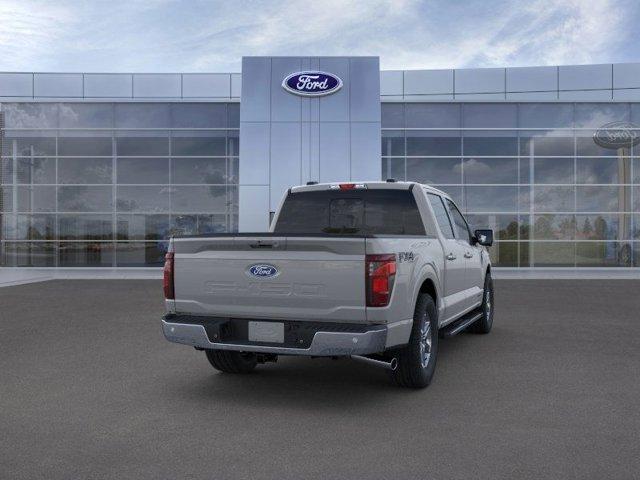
[[161, 315, 388, 356]]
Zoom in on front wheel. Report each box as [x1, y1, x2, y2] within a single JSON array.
[[205, 349, 257, 374], [471, 272, 494, 334], [391, 293, 439, 388]]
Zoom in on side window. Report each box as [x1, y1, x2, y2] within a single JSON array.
[[445, 199, 471, 243], [427, 193, 455, 239]]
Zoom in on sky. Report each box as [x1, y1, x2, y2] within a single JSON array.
[[0, 0, 638, 73]]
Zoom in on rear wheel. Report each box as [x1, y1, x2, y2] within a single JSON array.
[[205, 349, 258, 374], [391, 293, 439, 388], [470, 272, 494, 334]]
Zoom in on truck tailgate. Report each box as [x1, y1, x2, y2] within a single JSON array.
[[172, 236, 367, 322]]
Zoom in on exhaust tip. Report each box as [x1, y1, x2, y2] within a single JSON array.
[[389, 357, 398, 371]]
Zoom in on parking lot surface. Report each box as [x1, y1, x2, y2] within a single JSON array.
[[1, 279, 639, 479]]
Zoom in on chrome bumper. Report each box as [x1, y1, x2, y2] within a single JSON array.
[[162, 319, 388, 356]]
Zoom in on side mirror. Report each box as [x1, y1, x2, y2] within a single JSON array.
[[473, 229, 494, 247]]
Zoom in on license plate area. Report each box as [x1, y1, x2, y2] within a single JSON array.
[[248, 321, 284, 343]]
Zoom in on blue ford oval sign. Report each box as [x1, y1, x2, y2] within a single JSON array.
[[248, 264, 280, 278], [282, 71, 343, 97]]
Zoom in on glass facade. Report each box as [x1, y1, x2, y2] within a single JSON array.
[[382, 103, 640, 268], [1, 100, 639, 269], [0, 102, 239, 267]]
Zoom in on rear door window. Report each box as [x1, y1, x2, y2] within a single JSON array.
[[274, 189, 425, 235], [427, 193, 455, 239]]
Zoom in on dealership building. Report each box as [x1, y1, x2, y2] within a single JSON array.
[[1, 56, 639, 272]]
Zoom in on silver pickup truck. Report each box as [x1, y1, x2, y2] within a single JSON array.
[[162, 181, 494, 388]]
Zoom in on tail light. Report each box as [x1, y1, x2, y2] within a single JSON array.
[[163, 252, 175, 300], [366, 254, 396, 307]]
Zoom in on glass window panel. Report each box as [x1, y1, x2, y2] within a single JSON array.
[[634, 158, 640, 183], [171, 103, 227, 128], [17, 186, 56, 212], [170, 214, 229, 236], [576, 214, 630, 241], [576, 134, 630, 156], [576, 186, 630, 212], [519, 214, 531, 240], [116, 186, 170, 212], [426, 193, 454, 239], [1, 186, 12, 211], [58, 137, 113, 156], [532, 242, 575, 267], [406, 158, 461, 184], [519, 157, 530, 184], [486, 242, 518, 267], [58, 103, 113, 128], [114, 104, 170, 128], [228, 103, 240, 127], [381, 103, 404, 128], [58, 214, 113, 240], [3, 136, 56, 157], [463, 104, 516, 128], [116, 214, 170, 240], [58, 158, 112, 184], [518, 104, 573, 129], [171, 133, 226, 156], [463, 157, 517, 184], [519, 134, 574, 156], [228, 157, 239, 184], [574, 103, 630, 128], [1, 242, 56, 267], [16, 157, 56, 184], [58, 242, 114, 267], [533, 186, 574, 212], [433, 186, 463, 210], [533, 214, 576, 240], [445, 198, 471, 243], [116, 158, 169, 184], [115, 242, 167, 267], [227, 130, 239, 157], [171, 158, 227, 184], [534, 158, 574, 184], [634, 215, 640, 240], [519, 241, 530, 267], [1, 157, 12, 183], [576, 242, 632, 267], [228, 186, 238, 213], [406, 104, 460, 128], [116, 136, 168, 156], [381, 130, 404, 156], [464, 135, 518, 156], [576, 157, 629, 184], [381, 158, 405, 181], [464, 186, 518, 212], [635, 186, 640, 212], [14, 214, 55, 240], [2, 103, 58, 128], [406, 131, 461, 156], [465, 214, 519, 240], [171, 186, 228, 213], [58, 186, 112, 212]]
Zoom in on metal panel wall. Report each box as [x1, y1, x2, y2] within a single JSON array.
[[239, 56, 381, 231]]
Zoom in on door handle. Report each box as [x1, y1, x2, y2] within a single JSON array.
[[464, 252, 473, 259], [446, 253, 457, 261]]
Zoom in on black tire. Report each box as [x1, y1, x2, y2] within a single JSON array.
[[470, 272, 494, 334], [391, 293, 439, 389], [205, 349, 258, 374]]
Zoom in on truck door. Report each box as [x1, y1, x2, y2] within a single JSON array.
[[444, 199, 484, 309], [426, 193, 468, 321]]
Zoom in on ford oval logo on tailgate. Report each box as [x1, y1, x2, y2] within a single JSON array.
[[282, 71, 342, 97], [248, 264, 279, 278]]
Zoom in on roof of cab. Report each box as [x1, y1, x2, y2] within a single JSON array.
[[290, 181, 451, 199]]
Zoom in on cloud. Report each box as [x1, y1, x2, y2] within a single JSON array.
[[0, 0, 637, 72]]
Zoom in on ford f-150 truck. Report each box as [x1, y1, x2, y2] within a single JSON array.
[[162, 181, 494, 388]]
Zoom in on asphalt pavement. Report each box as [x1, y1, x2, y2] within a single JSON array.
[[1, 279, 639, 479]]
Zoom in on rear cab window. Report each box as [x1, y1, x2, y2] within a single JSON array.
[[274, 188, 426, 235]]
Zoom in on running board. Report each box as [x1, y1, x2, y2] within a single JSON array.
[[439, 310, 483, 337]]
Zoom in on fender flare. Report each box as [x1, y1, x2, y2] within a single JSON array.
[[411, 262, 444, 318]]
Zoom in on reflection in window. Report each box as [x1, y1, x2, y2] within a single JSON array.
[[58, 242, 114, 267], [115, 242, 167, 267], [116, 214, 170, 240], [58, 186, 113, 212], [58, 137, 113, 156], [464, 186, 518, 213], [171, 135, 227, 156], [534, 158, 574, 184], [406, 133, 461, 156], [17, 186, 56, 212], [116, 186, 171, 213], [533, 214, 576, 240], [116, 136, 168, 156], [534, 186, 574, 212], [16, 158, 56, 184], [463, 158, 517, 184], [171, 158, 227, 184], [116, 158, 169, 184], [59, 214, 113, 240], [576, 242, 632, 267], [465, 214, 518, 240], [576, 157, 629, 184], [407, 158, 461, 184], [58, 158, 112, 184]]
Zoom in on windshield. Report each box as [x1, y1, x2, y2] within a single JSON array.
[[273, 189, 426, 235]]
